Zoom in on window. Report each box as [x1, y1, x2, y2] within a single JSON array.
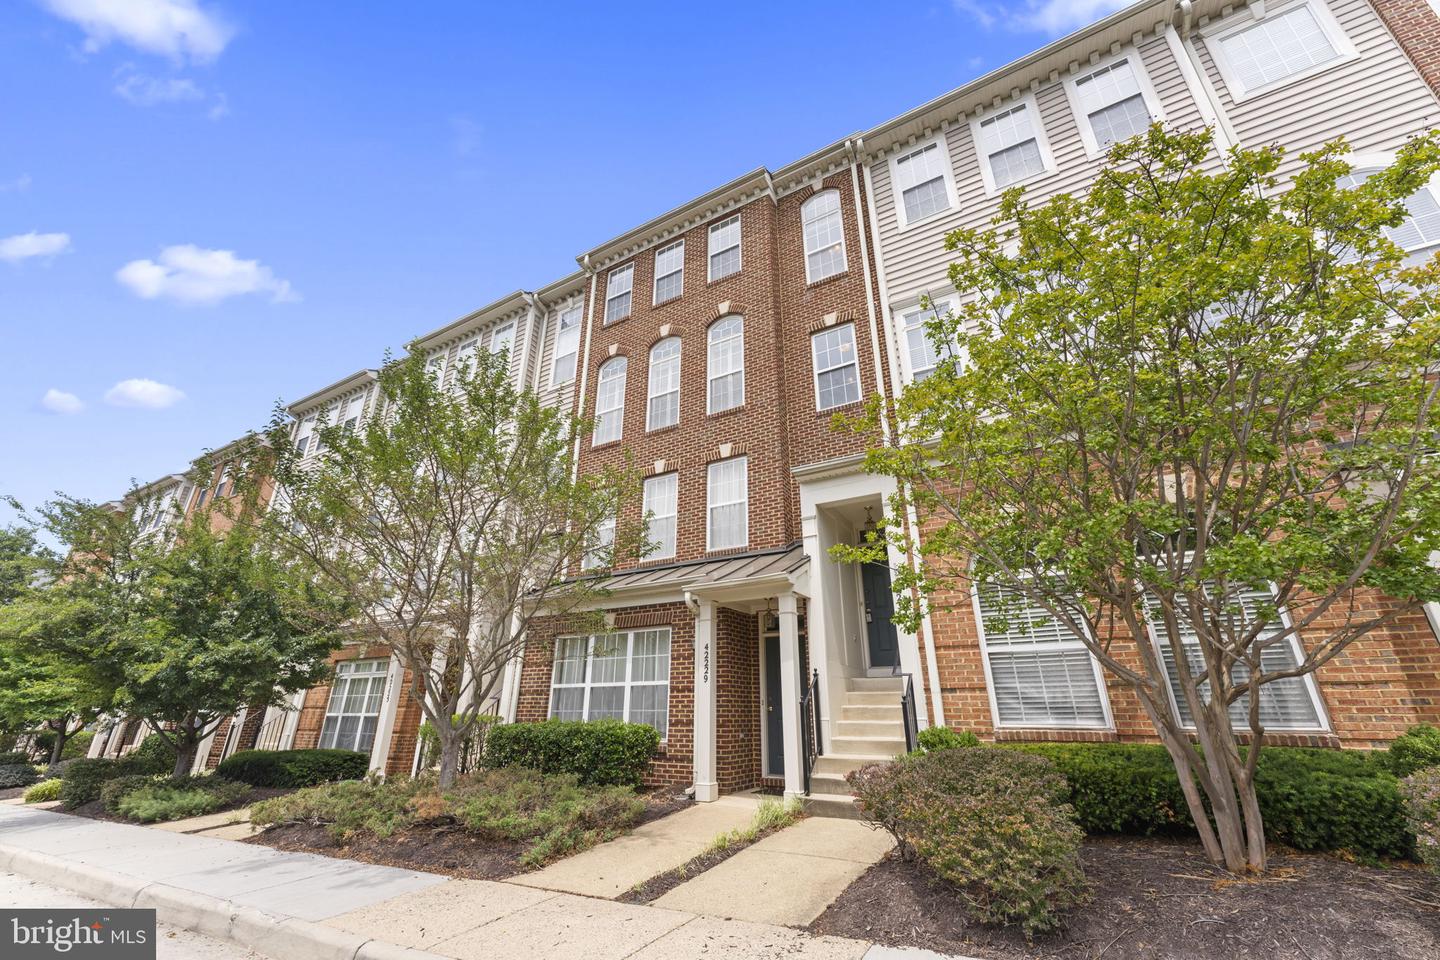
[[974, 583, 1109, 728], [583, 516, 615, 571], [194, 488, 209, 511], [642, 472, 677, 560], [341, 394, 365, 432], [548, 629, 671, 737], [425, 352, 446, 385], [812, 323, 861, 410], [708, 215, 741, 281], [318, 659, 388, 753], [975, 101, 1050, 192], [1068, 55, 1159, 155], [593, 356, 627, 444], [899, 296, 959, 382], [1339, 168, 1440, 261], [707, 456, 748, 551], [1145, 584, 1326, 730], [214, 471, 230, 499], [892, 141, 953, 226], [646, 337, 681, 430], [490, 322, 515, 358], [454, 336, 480, 379], [653, 240, 684, 304], [605, 264, 634, 324], [294, 415, 316, 456], [707, 315, 744, 413], [1208, 1, 1350, 101], [551, 304, 582, 385], [802, 190, 847, 281]]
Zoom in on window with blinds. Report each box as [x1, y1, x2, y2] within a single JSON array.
[[899, 296, 959, 383], [605, 264, 634, 325], [707, 455, 748, 551], [1069, 56, 1156, 154], [1338, 168, 1440, 262], [593, 356, 627, 445], [1210, 2, 1347, 100], [975, 102, 1049, 191], [802, 189, 847, 282], [551, 303, 582, 386], [1145, 585, 1325, 730], [549, 629, 671, 737], [647, 337, 681, 430], [891, 141, 952, 226], [653, 240, 684, 304], [642, 472, 677, 561], [707, 315, 745, 413], [975, 583, 1109, 728], [318, 658, 388, 753]]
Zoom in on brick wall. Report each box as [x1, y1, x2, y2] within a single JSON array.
[[1373, 0, 1440, 96], [386, 667, 425, 776]]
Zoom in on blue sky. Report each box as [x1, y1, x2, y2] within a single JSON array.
[[0, 0, 1125, 524]]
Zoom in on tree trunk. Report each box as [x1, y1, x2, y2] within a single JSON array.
[[173, 735, 199, 779], [437, 729, 462, 788], [48, 723, 68, 766]]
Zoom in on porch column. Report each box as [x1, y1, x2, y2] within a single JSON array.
[[778, 590, 804, 799], [368, 652, 407, 775], [692, 598, 719, 802], [279, 688, 306, 749]]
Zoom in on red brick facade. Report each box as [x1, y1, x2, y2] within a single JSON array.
[[1374, 0, 1440, 95]]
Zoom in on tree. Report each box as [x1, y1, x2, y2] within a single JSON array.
[[256, 347, 637, 787], [852, 125, 1440, 873]]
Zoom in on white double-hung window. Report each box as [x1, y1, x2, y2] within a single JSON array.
[[974, 100, 1052, 193], [802, 189, 847, 281], [898, 295, 959, 382], [646, 337, 681, 431], [642, 472, 677, 561], [708, 215, 742, 281], [593, 356, 627, 444], [654, 240, 684, 304], [1206, 0, 1353, 102], [1067, 55, 1160, 155], [1144, 583, 1327, 731], [318, 658, 388, 753], [294, 414, 317, 456], [549, 629, 672, 737], [812, 323, 861, 410], [707, 315, 744, 412], [551, 303, 583, 386], [891, 140, 953, 226], [489, 321, 515, 358], [605, 264, 634, 324], [974, 583, 1110, 729], [582, 516, 615, 571], [707, 455, 748, 551]]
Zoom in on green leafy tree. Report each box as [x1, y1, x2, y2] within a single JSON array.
[[258, 348, 637, 787], [851, 126, 1440, 873]]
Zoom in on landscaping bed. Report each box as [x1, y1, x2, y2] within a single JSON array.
[[59, 785, 291, 824], [811, 836, 1440, 960]]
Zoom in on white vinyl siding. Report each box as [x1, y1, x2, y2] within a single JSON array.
[[1068, 55, 1160, 154], [582, 516, 615, 571], [707, 315, 744, 413], [653, 240, 684, 304], [891, 140, 953, 226], [605, 264, 634, 325], [318, 659, 388, 753], [898, 296, 959, 383], [974, 584, 1110, 729], [811, 323, 861, 410], [707, 456, 748, 551], [1145, 585, 1326, 731], [708, 215, 742, 281], [642, 472, 677, 561], [802, 189, 847, 282], [593, 356, 627, 445], [646, 337, 681, 431], [975, 101, 1051, 192], [551, 304, 583, 386], [1208, 1, 1349, 101], [549, 629, 671, 738]]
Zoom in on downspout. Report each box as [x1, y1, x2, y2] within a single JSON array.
[[1170, 0, 1237, 155], [846, 139, 892, 444], [522, 292, 545, 393]]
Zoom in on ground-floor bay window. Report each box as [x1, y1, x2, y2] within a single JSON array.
[[318, 658, 388, 752], [548, 628, 671, 739]]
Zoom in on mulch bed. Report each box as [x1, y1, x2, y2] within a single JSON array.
[[810, 836, 1440, 960], [59, 785, 294, 824]]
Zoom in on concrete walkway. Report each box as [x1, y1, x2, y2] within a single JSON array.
[[653, 816, 895, 926], [509, 793, 762, 898]]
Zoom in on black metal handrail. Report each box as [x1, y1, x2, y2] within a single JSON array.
[[899, 672, 919, 754], [800, 668, 822, 795]]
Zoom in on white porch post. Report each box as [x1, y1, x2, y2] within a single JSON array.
[[778, 590, 805, 799], [368, 653, 407, 775], [279, 688, 306, 749], [692, 598, 719, 802]]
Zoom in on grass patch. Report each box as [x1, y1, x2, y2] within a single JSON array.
[[703, 796, 805, 855]]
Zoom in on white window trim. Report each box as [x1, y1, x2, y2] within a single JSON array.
[[1143, 582, 1331, 734], [888, 134, 961, 231], [802, 189, 848, 283], [646, 337, 682, 432], [706, 315, 745, 414], [1341, 151, 1440, 259], [547, 629, 672, 740], [1200, 0, 1357, 104], [892, 292, 962, 384], [642, 472, 678, 561], [550, 301, 583, 387], [605, 263, 634, 325], [1062, 49, 1168, 158], [582, 516, 616, 571], [592, 356, 627, 445], [811, 322, 862, 411], [968, 94, 1059, 197], [707, 215, 743, 281], [653, 239, 685, 305], [489, 321, 516, 357], [318, 658, 388, 753], [970, 582, 1115, 732], [706, 455, 749, 552]]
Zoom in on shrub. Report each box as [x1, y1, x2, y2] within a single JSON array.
[[23, 778, 63, 803], [1400, 767, 1440, 873], [0, 764, 40, 789], [123, 735, 178, 775], [1384, 724, 1440, 778], [916, 726, 981, 753], [850, 747, 1086, 936], [250, 776, 426, 840], [115, 777, 251, 824], [43, 758, 77, 781], [0, 750, 31, 766], [59, 758, 121, 808], [484, 719, 659, 787], [216, 749, 370, 788], [101, 775, 159, 813]]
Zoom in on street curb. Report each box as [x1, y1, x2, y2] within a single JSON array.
[[1, 843, 448, 960]]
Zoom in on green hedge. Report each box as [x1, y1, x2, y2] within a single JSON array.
[[58, 735, 180, 808], [483, 719, 659, 787], [215, 749, 369, 788], [0, 764, 39, 789], [0, 751, 31, 766], [1383, 724, 1440, 778]]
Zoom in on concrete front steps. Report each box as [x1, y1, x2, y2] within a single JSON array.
[[804, 675, 908, 819]]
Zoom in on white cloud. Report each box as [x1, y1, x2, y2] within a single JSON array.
[[41, 389, 85, 415], [114, 70, 204, 105], [0, 231, 72, 263], [104, 378, 185, 409], [115, 244, 298, 305], [952, 0, 1132, 35], [0, 174, 31, 193], [40, 0, 234, 63]]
